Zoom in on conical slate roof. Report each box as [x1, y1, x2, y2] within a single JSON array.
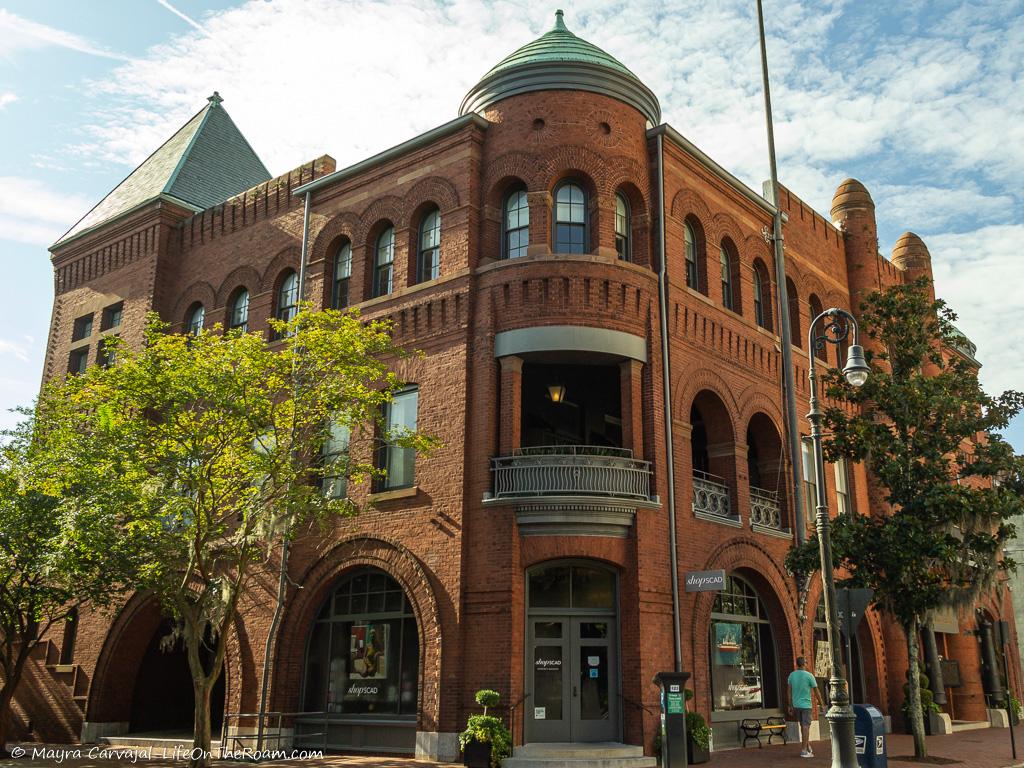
[[55, 93, 271, 247], [460, 10, 661, 126]]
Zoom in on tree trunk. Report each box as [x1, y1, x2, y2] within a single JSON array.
[[906, 617, 928, 758], [0, 681, 17, 758], [190, 676, 213, 768]]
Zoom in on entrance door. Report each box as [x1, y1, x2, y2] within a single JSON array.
[[527, 616, 618, 742]]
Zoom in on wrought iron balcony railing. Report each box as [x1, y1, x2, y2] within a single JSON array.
[[490, 445, 653, 502], [692, 470, 735, 522], [749, 486, 784, 531]]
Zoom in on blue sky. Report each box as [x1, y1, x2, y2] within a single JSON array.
[[1, 0, 1022, 450]]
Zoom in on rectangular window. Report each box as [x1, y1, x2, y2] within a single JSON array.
[[68, 347, 89, 374], [322, 421, 351, 499], [801, 437, 817, 525], [101, 302, 123, 331], [834, 458, 851, 517], [72, 314, 93, 341], [98, 337, 118, 368], [375, 388, 418, 491]]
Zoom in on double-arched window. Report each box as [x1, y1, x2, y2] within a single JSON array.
[[229, 289, 249, 332], [614, 193, 630, 261], [186, 303, 205, 336], [503, 186, 529, 259], [418, 209, 441, 283], [373, 227, 395, 298], [554, 181, 587, 254], [332, 241, 352, 310]]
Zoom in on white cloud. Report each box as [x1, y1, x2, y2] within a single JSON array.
[[0, 176, 93, 246], [0, 337, 31, 364], [0, 9, 131, 61], [0, 92, 16, 109]]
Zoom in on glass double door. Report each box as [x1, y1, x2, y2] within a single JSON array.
[[526, 616, 618, 743]]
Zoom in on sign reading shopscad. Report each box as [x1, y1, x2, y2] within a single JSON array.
[[685, 569, 726, 592]]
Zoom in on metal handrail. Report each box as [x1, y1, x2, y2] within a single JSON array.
[[692, 469, 727, 485], [492, 446, 653, 501], [507, 692, 531, 756], [220, 710, 326, 758]]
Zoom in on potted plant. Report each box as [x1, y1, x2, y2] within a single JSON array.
[[684, 689, 711, 764], [460, 689, 512, 768], [901, 670, 939, 735]]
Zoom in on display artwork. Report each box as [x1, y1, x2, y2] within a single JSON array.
[[714, 622, 742, 665], [814, 640, 831, 678], [351, 622, 388, 679]]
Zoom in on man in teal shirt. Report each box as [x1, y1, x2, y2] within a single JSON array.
[[788, 657, 823, 757]]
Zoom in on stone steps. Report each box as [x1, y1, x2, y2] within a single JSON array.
[[502, 742, 656, 768], [950, 720, 990, 732]]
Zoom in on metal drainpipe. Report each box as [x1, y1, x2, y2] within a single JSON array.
[[656, 133, 683, 672], [756, 0, 805, 546], [256, 189, 312, 749]]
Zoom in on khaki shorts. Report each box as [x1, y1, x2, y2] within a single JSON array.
[[795, 708, 813, 726]]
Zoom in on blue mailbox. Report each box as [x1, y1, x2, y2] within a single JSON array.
[[853, 704, 887, 768]]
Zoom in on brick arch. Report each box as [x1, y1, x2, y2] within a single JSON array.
[[743, 234, 775, 276], [404, 176, 460, 221], [482, 151, 540, 206], [171, 280, 216, 330], [355, 195, 406, 245], [672, 367, 741, 433], [215, 265, 262, 309], [711, 212, 744, 250], [538, 144, 609, 193], [689, 537, 800, 713], [86, 591, 239, 727], [271, 535, 443, 731], [260, 246, 301, 294], [606, 155, 651, 205], [669, 186, 713, 224], [310, 211, 359, 266], [736, 388, 786, 436]]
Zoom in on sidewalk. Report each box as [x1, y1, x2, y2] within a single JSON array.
[[1, 728, 1022, 767], [710, 727, 1023, 768]]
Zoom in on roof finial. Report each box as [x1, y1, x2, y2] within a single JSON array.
[[207, 91, 223, 107], [553, 9, 567, 31]]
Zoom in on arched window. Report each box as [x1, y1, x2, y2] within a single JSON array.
[[59, 608, 78, 665], [684, 218, 703, 292], [373, 227, 395, 298], [614, 193, 630, 261], [709, 574, 779, 712], [275, 270, 299, 339], [809, 294, 826, 361], [417, 209, 441, 283], [720, 245, 734, 311], [332, 241, 352, 310], [229, 289, 249, 332], [753, 261, 771, 330], [786, 277, 801, 348], [503, 186, 529, 259], [186, 303, 205, 336], [301, 568, 419, 720], [553, 181, 587, 254]]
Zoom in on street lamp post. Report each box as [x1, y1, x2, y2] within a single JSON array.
[[807, 307, 870, 768]]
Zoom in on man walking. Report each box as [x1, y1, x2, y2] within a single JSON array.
[[788, 656, 823, 758]]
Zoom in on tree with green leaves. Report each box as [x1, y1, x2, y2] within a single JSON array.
[[32, 307, 434, 767], [786, 278, 1024, 758], [0, 415, 139, 756]]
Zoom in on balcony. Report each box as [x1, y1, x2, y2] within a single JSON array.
[[749, 486, 790, 537], [487, 445, 658, 537], [692, 470, 739, 526]]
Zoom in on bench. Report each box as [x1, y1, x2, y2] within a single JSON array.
[[740, 717, 788, 748]]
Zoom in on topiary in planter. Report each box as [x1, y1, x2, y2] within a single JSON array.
[[460, 690, 512, 768]]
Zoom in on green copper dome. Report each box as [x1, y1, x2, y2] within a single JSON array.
[[460, 10, 661, 126]]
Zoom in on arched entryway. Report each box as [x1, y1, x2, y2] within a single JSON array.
[[524, 561, 620, 743], [296, 567, 420, 753], [130, 618, 225, 736]]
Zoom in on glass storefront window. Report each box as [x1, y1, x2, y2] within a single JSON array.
[[301, 568, 418, 717], [709, 575, 779, 712], [529, 564, 615, 611]]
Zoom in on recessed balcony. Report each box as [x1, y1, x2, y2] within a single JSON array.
[[488, 446, 657, 536], [749, 486, 789, 536], [692, 470, 739, 526]]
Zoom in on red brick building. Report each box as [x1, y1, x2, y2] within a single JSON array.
[[24, 10, 1018, 762]]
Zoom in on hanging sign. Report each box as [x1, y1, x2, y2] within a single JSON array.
[[685, 570, 726, 592]]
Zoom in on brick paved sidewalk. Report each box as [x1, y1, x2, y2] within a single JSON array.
[[2, 728, 1023, 768]]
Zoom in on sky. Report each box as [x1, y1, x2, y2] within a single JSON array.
[[0, 0, 1022, 449]]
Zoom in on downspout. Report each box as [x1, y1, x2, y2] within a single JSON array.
[[756, 0, 805, 546], [256, 189, 312, 749], [656, 133, 683, 672]]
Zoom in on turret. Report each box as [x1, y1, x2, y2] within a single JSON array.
[[831, 178, 879, 314], [891, 231, 936, 300]]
